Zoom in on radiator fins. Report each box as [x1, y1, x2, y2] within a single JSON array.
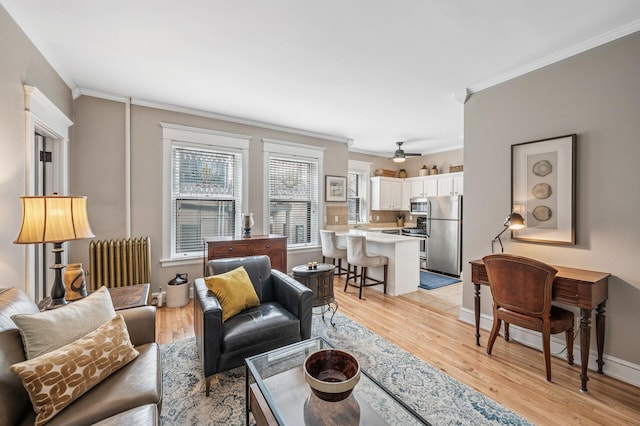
[[88, 237, 151, 290]]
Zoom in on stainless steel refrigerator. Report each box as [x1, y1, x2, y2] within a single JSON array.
[[425, 195, 462, 276]]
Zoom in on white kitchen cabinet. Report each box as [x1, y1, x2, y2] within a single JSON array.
[[437, 172, 463, 196], [371, 177, 403, 210], [401, 180, 411, 210], [407, 176, 438, 198]]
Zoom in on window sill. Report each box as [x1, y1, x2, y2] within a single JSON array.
[[160, 256, 203, 268], [287, 245, 321, 253], [160, 245, 321, 267]]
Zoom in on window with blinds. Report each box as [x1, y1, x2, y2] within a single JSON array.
[[172, 146, 242, 256], [347, 172, 361, 222], [347, 160, 370, 223], [268, 156, 319, 247]]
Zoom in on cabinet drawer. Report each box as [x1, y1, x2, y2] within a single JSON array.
[[552, 278, 580, 305], [210, 243, 251, 258], [249, 240, 285, 254]]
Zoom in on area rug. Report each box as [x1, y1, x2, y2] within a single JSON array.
[[419, 270, 461, 290], [160, 312, 532, 425]]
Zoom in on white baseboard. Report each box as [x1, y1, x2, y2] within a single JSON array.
[[459, 307, 640, 388]]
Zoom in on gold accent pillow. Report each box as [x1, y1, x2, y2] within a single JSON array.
[[11, 286, 116, 359], [10, 315, 139, 426], [204, 266, 260, 322]]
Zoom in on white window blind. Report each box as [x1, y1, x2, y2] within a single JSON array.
[[347, 172, 362, 222], [171, 145, 243, 256], [268, 156, 319, 247]]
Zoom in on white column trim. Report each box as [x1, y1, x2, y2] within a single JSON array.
[[125, 97, 132, 238]]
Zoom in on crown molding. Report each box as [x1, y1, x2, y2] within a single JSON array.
[[1, 0, 76, 88], [73, 87, 351, 144], [469, 18, 640, 93]]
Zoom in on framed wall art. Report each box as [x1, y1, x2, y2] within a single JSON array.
[[325, 175, 347, 202], [511, 134, 576, 244]]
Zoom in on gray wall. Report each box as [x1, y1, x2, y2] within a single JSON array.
[[348, 149, 463, 179], [0, 6, 72, 291], [463, 31, 640, 365], [69, 96, 349, 290], [401, 149, 463, 177]]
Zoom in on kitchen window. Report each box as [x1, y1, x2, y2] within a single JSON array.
[[264, 139, 324, 248], [348, 160, 370, 223], [161, 123, 249, 263]]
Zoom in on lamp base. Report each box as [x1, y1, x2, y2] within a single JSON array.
[[49, 243, 68, 307], [50, 296, 68, 307]]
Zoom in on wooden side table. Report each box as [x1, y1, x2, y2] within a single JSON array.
[[292, 263, 338, 326], [108, 283, 150, 310], [37, 283, 150, 311]]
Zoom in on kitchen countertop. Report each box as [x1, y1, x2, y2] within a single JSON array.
[[326, 223, 416, 232], [333, 229, 420, 296], [335, 229, 416, 243]]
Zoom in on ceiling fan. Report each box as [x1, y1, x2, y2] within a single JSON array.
[[390, 141, 421, 163]]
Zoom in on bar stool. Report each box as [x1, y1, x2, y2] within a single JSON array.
[[319, 230, 348, 276], [344, 234, 388, 299]]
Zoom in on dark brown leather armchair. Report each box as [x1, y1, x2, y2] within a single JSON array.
[[483, 254, 575, 381], [194, 255, 313, 395]]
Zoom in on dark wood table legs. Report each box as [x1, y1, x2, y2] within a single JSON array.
[[474, 283, 481, 346], [596, 302, 606, 375], [579, 308, 592, 392], [578, 303, 607, 392]]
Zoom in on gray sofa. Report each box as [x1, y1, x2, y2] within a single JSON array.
[[194, 255, 313, 395], [0, 287, 162, 425]]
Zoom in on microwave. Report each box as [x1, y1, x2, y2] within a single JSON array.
[[410, 198, 429, 215]]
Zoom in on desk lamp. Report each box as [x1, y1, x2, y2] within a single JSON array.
[[491, 212, 525, 253], [14, 194, 94, 306]]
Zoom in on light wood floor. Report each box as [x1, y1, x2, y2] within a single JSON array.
[[156, 277, 640, 425]]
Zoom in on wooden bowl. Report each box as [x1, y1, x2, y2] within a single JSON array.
[[303, 349, 361, 402]]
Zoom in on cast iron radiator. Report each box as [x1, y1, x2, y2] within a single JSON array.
[[88, 237, 151, 290]]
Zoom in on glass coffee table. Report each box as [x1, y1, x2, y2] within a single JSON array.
[[245, 337, 429, 425]]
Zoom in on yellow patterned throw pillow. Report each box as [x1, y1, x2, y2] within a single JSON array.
[[204, 266, 260, 322], [10, 315, 139, 426]]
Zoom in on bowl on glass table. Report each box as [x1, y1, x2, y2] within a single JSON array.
[[303, 349, 361, 402]]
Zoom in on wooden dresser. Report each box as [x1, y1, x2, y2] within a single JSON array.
[[204, 235, 287, 272]]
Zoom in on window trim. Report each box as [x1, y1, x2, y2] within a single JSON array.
[[161, 123, 249, 265], [348, 160, 371, 224], [262, 138, 324, 249]]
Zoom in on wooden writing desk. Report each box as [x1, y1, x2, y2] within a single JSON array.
[[470, 259, 610, 392]]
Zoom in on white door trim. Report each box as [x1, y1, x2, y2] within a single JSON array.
[[22, 85, 73, 299]]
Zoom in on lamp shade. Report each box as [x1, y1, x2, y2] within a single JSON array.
[[14, 195, 95, 244], [505, 212, 525, 230]]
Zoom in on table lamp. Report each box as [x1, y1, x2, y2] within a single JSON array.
[[491, 212, 525, 253], [14, 194, 95, 307]]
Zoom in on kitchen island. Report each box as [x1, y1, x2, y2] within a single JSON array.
[[334, 230, 420, 296]]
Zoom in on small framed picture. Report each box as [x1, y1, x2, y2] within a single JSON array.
[[511, 134, 576, 244], [325, 175, 347, 202]]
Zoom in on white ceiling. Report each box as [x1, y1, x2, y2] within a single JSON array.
[[4, 1, 640, 157]]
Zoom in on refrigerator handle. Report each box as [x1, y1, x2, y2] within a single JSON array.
[[426, 200, 432, 237]]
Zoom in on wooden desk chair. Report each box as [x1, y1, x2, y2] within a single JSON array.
[[482, 254, 574, 381]]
